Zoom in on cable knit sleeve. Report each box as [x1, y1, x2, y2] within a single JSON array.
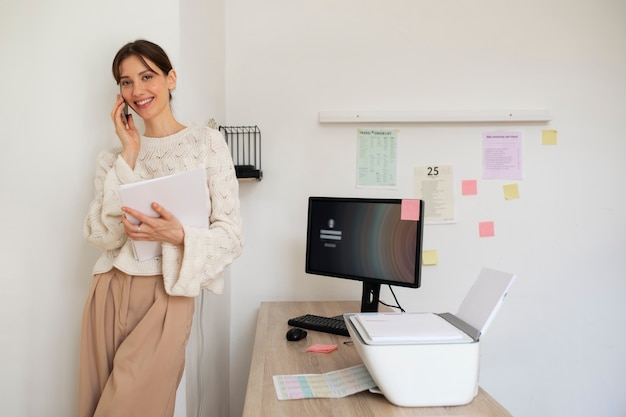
[[83, 150, 139, 251], [161, 129, 244, 296]]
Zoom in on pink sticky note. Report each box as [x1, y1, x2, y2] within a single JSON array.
[[479, 221, 495, 237], [462, 179, 477, 195], [306, 344, 338, 353], [401, 199, 420, 221]]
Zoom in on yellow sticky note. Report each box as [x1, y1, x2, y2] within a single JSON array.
[[422, 250, 439, 265], [542, 129, 558, 145], [503, 183, 520, 200]]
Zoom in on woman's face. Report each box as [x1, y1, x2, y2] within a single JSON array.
[[118, 55, 176, 123]]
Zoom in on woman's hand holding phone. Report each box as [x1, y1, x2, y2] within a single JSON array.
[[112, 94, 141, 169]]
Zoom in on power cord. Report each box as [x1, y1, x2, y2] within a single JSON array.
[[378, 285, 406, 312]]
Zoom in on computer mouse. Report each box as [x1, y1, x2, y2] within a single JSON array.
[[286, 327, 307, 341]]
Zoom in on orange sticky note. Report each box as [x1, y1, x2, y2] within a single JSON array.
[[462, 179, 477, 195], [479, 221, 495, 237], [306, 344, 338, 353], [401, 199, 420, 221]]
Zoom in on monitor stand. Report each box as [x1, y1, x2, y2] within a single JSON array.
[[361, 282, 381, 313], [328, 282, 381, 320]]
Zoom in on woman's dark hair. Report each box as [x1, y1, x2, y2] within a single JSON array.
[[112, 40, 174, 86]]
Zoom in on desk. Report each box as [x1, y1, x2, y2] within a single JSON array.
[[242, 301, 513, 417]]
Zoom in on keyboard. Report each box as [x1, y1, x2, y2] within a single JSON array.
[[287, 314, 350, 337]]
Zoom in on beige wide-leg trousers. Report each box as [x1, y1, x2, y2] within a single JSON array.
[[78, 268, 195, 417]]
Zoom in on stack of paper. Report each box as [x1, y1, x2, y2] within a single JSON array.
[[118, 167, 209, 261], [349, 312, 471, 345]]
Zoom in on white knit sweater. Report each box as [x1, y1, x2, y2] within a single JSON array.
[[83, 126, 243, 297]]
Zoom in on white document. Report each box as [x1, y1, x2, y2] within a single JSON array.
[[350, 312, 471, 345], [413, 164, 456, 224], [273, 364, 376, 400], [118, 167, 209, 261], [356, 128, 399, 189], [482, 131, 523, 180]]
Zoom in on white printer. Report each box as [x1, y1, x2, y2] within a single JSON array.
[[344, 267, 516, 407]]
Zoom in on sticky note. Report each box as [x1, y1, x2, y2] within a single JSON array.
[[542, 130, 558, 145], [306, 344, 338, 354], [401, 199, 420, 221], [479, 221, 495, 237], [503, 183, 520, 200], [422, 250, 439, 265], [461, 179, 477, 195]]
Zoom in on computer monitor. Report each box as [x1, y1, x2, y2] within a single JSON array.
[[305, 197, 424, 313]]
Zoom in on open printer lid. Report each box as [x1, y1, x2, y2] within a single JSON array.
[[454, 267, 516, 339], [345, 267, 516, 345]]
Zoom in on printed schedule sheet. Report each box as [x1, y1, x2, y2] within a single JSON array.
[[273, 364, 377, 400]]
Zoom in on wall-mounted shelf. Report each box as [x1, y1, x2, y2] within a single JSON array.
[[318, 109, 551, 123], [219, 125, 263, 181]]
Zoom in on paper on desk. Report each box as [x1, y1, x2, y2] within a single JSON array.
[[273, 364, 376, 400]]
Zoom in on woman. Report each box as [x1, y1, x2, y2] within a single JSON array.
[[78, 40, 243, 417]]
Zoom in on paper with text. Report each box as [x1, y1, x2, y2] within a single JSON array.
[[413, 165, 456, 224], [273, 364, 376, 400], [482, 131, 523, 179], [356, 128, 398, 188]]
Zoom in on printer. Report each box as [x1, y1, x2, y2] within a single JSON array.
[[344, 267, 516, 407]]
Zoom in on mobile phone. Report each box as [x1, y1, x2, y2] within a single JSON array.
[[120, 86, 129, 120], [123, 101, 130, 119]]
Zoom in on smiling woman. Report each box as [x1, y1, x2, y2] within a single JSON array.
[[111, 40, 182, 156], [112, 40, 174, 97], [116, 54, 178, 137], [78, 40, 244, 417]]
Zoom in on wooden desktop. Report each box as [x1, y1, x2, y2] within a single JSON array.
[[242, 301, 514, 417]]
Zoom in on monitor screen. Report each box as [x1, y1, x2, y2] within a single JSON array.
[[305, 197, 424, 312]]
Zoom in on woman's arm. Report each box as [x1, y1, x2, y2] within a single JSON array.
[[83, 151, 139, 251], [161, 130, 244, 296], [84, 95, 143, 250]]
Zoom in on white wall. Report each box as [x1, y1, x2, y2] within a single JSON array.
[[224, 1, 626, 417], [178, 0, 229, 416]]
